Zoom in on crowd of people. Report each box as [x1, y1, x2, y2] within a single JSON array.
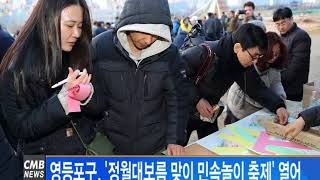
[[0, 0, 318, 179], [92, 20, 113, 37], [172, 1, 266, 49]]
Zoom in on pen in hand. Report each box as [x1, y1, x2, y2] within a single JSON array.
[[51, 71, 84, 89]]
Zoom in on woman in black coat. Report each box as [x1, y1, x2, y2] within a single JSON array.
[[0, 0, 95, 155]]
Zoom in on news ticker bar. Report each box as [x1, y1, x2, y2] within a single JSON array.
[[23, 156, 320, 180]]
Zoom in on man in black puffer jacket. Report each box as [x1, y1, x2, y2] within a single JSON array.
[[182, 24, 289, 141], [90, 0, 190, 155]]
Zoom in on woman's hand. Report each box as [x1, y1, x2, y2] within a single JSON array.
[[66, 67, 91, 89]]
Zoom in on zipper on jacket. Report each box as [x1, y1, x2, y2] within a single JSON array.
[[120, 74, 124, 82], [144, 73, 148, 97], [135, 64, 139, 74], [133, 66, 139, 153]]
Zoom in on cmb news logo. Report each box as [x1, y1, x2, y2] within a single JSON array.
[[23, 155, 46, 180]]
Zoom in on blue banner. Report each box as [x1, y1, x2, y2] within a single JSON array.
[[46, 157, 319, 180]]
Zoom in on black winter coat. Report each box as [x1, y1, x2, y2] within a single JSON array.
[[0, 51, 95, 155], [90, 31, 190, 155], [182, 34, 286, 113], [89, 0, 190, 155], [281, 23, 311, 101]]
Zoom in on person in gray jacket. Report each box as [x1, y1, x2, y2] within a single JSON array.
[[226, 32, 288, 123]]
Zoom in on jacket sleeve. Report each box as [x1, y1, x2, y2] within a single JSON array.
[[281, 33, 311, 83], [299, 106, 320, 131], [82, 63, 109, 118], [165, 51, 192, 146], [0, 71, 68, 139], [82, 44, 109, 118], [235, 67, 286, 113], [269, 69, 286, 99]]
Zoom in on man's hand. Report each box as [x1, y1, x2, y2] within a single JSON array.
[[276, 107, 289, 125], [283, 117, 305, 140], [196, 98, 215, 118], [167, 144, 184, 156]]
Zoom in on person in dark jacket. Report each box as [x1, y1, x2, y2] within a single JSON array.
[[182, 24, 289, 142], [0, 25, 14, 61], [220, 12, 228, 33], [284, 106, 320, 139], [0, 0, 95, 155], [90, 0, 190, 155], [225, 32, 288, 124], [204, 12, 222, 41], [273, 7, 311, 101], [93, 21, 106, 37]]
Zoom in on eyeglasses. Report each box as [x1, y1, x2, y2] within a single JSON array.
[[246, 49, 264, 61]]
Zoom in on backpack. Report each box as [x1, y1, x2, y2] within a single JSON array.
[[194, 43, 215, 85], [183, 41, 224, 123], [181, 40, 220, 87]]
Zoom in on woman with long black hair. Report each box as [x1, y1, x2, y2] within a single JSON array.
[[0, 0, 95, 155]]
